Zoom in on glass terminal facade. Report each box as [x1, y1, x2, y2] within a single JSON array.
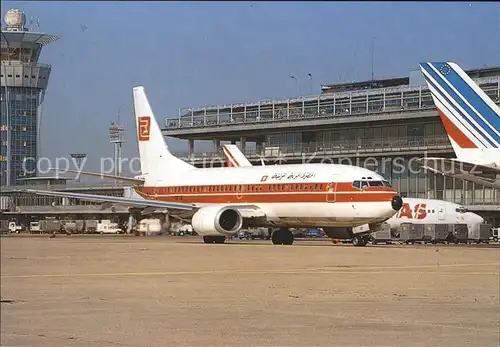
[[0, 87, 40, 185]]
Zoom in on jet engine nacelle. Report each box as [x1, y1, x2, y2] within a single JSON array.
[[191, 206, 243, 236]]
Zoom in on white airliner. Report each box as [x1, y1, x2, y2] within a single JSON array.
[[386, 198, 483, 231], [222, 145, 485, 238], [418, 61, 500, 189], [23, 86, 404, 246]]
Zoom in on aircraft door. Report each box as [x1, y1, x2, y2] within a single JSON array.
[[438, 205, 445, 220], [326, 182, 337, 202]]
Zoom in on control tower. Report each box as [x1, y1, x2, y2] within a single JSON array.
[[0, 8, 58, 186]]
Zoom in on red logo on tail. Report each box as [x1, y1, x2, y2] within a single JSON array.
[[138, 117, 151, 141]]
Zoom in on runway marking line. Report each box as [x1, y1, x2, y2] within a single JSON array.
[[2, 263, 499, 279]]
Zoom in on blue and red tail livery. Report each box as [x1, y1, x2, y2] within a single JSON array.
[[419, 62, 500, 152]]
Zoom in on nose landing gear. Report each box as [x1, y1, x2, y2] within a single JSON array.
[[352, 234, 370, 247]]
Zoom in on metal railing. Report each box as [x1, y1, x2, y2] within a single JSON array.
[[9, 205, 129, 213], [1, 181, 129, 192], [435, 196, 500, 206], [172, 136, 452, 160], [1, 61, 52, 69], [164, 78, 500, 130]]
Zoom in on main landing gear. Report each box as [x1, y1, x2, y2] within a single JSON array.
[[352, 234, 370, 247], [271, 228, 294, 245], [203, 236, 226, 244]]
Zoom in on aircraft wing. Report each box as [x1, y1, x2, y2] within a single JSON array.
[[21, 189, 269, 223], [49, 168, 145, 184], [22, 189, 196, 211], [418, 158, 500, 189]]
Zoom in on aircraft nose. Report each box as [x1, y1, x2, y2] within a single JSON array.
[[391, 195, 403, 211], [466, 213, 484, 225]]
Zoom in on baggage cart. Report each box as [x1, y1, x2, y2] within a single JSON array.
[[423, 224, 449, 244], [400, 223, 425, 244], [450, 224, 468, 244], [468, 223, 491, 244], [371, 223, 393, 244]]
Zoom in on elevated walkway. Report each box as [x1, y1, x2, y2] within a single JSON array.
[[163, 77, 500, 139], [2, 205, 129, 215]]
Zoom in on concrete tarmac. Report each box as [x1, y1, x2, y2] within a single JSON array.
[[1, 235, 499, 347]]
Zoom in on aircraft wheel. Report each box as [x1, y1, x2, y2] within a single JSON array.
[[352, 235, 368, 247], [283, 229, 294, 245], [215, 236, 226, 244], [203, 236, 214, 244], [271, 229, 282, 244], [203, 236, 226, 244], [271, 228, 294, 245]]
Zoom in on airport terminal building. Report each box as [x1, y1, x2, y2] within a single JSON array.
[[163, 65, 500, 223]]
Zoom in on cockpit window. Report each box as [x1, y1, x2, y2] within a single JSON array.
[[353, 180, 390, 189], [455, 207, 469, 213], [353, 180, 369, 189]]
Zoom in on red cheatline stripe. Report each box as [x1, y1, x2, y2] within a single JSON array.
[[134, 182, 396, 204], [437, 108, 478, 148], [134, 190, 394, 204]]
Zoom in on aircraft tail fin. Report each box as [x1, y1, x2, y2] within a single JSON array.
[[419, 62, 500, 159], [133, 86, 194, 183], [221, 144, 253, 167]]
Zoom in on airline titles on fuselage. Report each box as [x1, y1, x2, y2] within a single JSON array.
[[262, 172, 316, 182], [395, 203, 427, 220]]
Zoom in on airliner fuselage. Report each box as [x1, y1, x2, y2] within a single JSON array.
[[134, 163, 402, 228]]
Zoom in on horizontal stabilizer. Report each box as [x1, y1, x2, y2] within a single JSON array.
[[418, 158, 500, 179], [418, 158, 500, 189]]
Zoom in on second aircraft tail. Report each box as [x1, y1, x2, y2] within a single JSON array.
[[419, 62, 500, 164]]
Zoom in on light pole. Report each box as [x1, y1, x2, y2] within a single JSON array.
[[370, 37, 376, 81], [289, 75, 298, 95], [70, 153, 87, 183], [109, 122, 125, 178], [308, 73, 313, 94]]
